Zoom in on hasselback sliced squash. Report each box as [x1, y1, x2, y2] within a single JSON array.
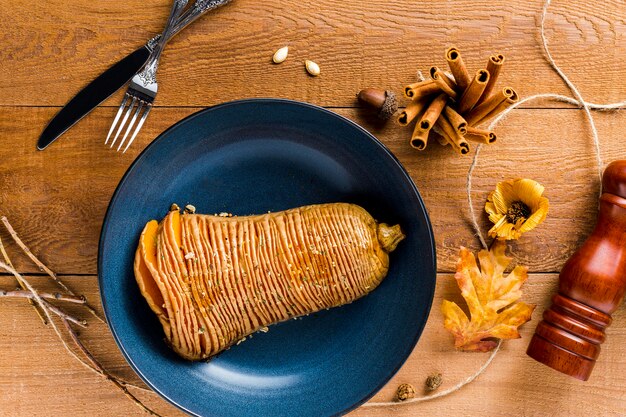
[[134, 203, 405, 360]]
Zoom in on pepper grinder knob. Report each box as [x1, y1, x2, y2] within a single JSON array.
[[527, 160, 626, 380]]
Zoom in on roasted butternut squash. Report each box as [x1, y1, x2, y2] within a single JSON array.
[[134, 203, 405, 360]]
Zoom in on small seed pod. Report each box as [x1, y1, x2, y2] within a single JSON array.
[[272, 46, 289, 64], [395, 383, 416, 401], [425, 373, 443, 391], [357, 88, 398, 120], [305, 60, 320, 76]]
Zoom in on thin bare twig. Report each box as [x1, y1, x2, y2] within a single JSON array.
[[0, 235, 13, 269], [0, 262, 150, 392], [0, 217, 71, 291], [0, 233, 48, 324], [0, 260, 158, 413], [0, 216, 104, 323], [0, 262, 86, 327], [0, 289, 86, 304], [39, 298, 87, 327], [0, 260, 76, 351], [61, 319, 163, 416]]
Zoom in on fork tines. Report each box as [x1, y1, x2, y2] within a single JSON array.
[[105, 90, 153, 153]]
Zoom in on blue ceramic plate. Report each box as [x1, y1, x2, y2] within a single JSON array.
[[98, 99, 436, 417]]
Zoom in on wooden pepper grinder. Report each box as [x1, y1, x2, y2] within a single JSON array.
[[527, 160, 626, 380]]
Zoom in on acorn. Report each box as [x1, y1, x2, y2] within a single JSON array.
[[357, 88, 398, 120]]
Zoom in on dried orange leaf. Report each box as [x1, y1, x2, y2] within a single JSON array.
[[442, 240, 535, 352]]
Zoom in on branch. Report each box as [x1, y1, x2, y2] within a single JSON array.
[[0, 216, 104, 323], [0, 289, 86, 304], [40, 298, 87, 327], [0, 216, 70, 291], [0, 233, 48, 324], [0, 260, 159, 414], [0, 262, 87, 327], [61, 319, 163, 416]]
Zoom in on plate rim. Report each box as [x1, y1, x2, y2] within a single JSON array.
[[98, 98, 437, 417]]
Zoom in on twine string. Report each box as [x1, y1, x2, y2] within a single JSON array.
[[362, 340, 501, 407], [367, 0, 625, 407], [539, 0, 602, 184], [467, 0, 626, 244]]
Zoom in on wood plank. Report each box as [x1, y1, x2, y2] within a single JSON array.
[[1, 0, 625, 107], [1, 274, 624, 416], [1, 106, 624, 274], [2, 1, 625, 416], [0, 275, 185, 417]]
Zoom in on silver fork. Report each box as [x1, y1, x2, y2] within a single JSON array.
[[105, 0, 187, 152], [106, 0, 232, 153], [104, 0, 187, 152]]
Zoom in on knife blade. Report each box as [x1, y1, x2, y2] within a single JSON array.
[[37, 45, 151, 150]]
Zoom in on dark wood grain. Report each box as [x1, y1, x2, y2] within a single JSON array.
[[1, 0, 626, 415], [0, 275, 186, 417], [1, 106, 624, 275], [1, 274, 624, 416], [1, 0, 625, 107]]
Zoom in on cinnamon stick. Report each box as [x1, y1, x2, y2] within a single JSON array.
[[477, 53, 505, 105], [397, 96, 431, 126], [404, 79, 439, 99], [465, 126, 497, 144], [429, 67, 458, 98], [410, 124, 429, 150], [410, 93, 447, 150], [443, 105, 468, 135], [436, 114, 470, 155], [431, 67, 457, 90], [465, 87, 517, 125], [457, 69, 490, 114], [445, 47, 471, 91], [476, 87, 520, 125], [418, 94, 448, 131]]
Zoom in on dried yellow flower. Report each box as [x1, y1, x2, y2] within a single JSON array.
[[485, 178, 549, 240]]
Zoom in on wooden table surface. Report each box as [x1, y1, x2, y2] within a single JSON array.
[[1, 0, 625, 415]]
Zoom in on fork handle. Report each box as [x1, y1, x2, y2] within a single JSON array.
[[170, 0, 232, 37], [140, 0, 188, 83], [145, 0, 232, 52], [138, 0, 231, 86]]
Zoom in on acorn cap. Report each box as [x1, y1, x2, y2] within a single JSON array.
[[357, 88, 398, 120], [379, 90, 398, 120]]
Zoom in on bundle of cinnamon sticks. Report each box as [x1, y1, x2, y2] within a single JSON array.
[[399, 47, 519, 154]]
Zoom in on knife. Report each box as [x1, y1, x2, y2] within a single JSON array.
[[37, 0, 231, 151], [37, 45, 152, 150]]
